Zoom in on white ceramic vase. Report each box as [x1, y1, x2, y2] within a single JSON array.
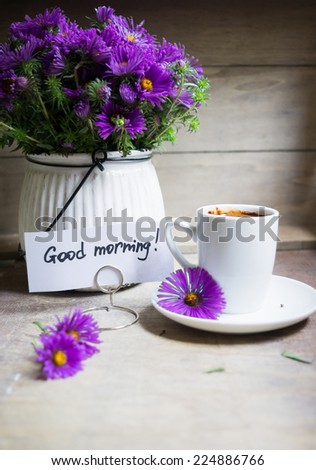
[[18, 150, 165, 252]]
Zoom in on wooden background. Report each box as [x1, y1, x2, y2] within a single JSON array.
[[0, 0, 315, 252]]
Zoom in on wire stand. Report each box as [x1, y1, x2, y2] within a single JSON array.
[[83, 265, 139, 331]]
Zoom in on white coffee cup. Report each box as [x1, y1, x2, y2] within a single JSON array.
[[165, 204, 279, 314]]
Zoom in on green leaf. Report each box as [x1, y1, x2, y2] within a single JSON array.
[[281, 351, 312, 364], [78, 126, 89, 135], [33, 321, 49, 334], [38, 143, 54, 151], [205, 367, 225, 374]]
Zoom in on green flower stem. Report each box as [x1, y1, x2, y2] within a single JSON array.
[[149, 101, 197, 145], [281, 351, 312, 364], [74, 62, 85, 89], [205, 367, 225, 374], [33, 321, 49, 334], [37, 93, 57, 138], [144, 124, 159, 142], [0, 121, 17, 132], [148, 76, 199, 145], [37, 94, 50, 122], [30, 75, 58, 139], [165, 74, 185, 120], [87, 118, 95, 142], [117, 128, 125, 152], [0, 120, 41, 144]]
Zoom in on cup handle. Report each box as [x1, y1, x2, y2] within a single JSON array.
[[165, 219, 197, 269]]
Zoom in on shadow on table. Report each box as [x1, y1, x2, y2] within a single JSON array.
[[138, 305, 309, 346]]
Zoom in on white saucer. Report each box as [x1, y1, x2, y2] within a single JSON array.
[[151, 275, 316, 334]]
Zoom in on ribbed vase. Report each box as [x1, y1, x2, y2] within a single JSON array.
[[18, 151, 165, 251]]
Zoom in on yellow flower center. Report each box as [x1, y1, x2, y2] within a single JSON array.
[[184, 292, 200, 307], [140, 78, 153, 92], [127, 34, 136, 42], [52, 350, 67, 367], [66, 329, 80, 341]]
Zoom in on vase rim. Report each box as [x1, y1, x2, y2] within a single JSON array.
[[26, 150, 152, 167]]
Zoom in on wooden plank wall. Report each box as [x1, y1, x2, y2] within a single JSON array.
[[0, 0, 315, 252]]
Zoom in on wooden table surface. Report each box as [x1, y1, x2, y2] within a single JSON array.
[[0, 250, 315, 450]]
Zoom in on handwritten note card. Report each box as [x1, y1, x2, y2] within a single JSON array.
[[24, 223, 173, 292]]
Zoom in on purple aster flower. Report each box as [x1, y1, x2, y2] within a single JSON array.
[[95, 6, 115, 23], [99, 24, 117, 47], [13, 37, 42, 63], [189, 55, 204, 77], [63, 87, 91, 118], [61, 142, 75, 152], [0, 70, 27, 110], [156, 39, 186, 64], [110, 15, 154, 46], [98, 83, 111, 101], [9, 8, 67, 42], [52, 20, 80, 53], [108, 44, 145, 76], [138, 64, 173, 108], [49, 308, 101, 359], [95, 101, 146, 140], [77, 28, 110, 64], [119, 83, 137, 104], [35, 331, 84, 380], [86, 80, 111, 102], [157, 267, 226, 319], [63, 87, 84, 99], [16, 76, 29, 89], [44, 46, 65, 75], [1, 36, 43, 69], [74, 100, 91, 119], [0, 43, 10, 69], [60, 27, 109, 67], [170, 88, 194, 108], [31, 7, 66, 28]]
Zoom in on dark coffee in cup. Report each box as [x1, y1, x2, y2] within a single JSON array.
[[208, 207, 264, 217]]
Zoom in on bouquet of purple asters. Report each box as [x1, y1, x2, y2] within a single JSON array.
[[0, 6, 209, 156]]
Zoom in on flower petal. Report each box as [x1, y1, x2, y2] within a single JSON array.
[[157, 267, 226, 320]]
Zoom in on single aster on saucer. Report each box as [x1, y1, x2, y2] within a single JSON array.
[[157, 267, 226, 319]]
